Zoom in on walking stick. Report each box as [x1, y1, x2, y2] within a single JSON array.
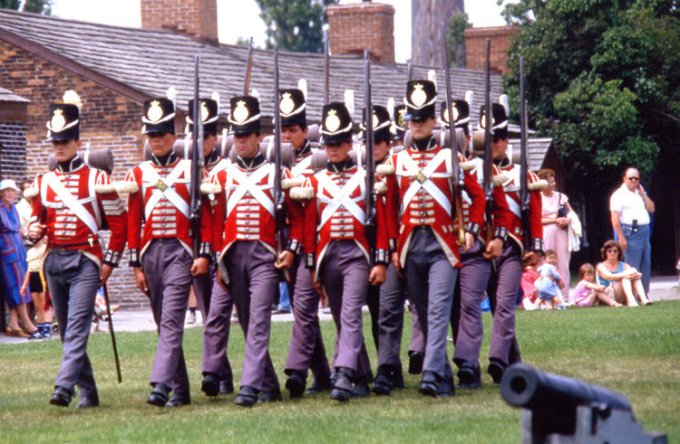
[[102, 283, 122, 383]]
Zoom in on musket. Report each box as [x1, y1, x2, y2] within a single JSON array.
[[190, 54, 204, 259], [102, 283, 122, 383], [324, 36, 330, 105], [243, 37, 254, 95], [273, 49, 286, 260], [407, 62, 413, 81], [519, 56, 531, 252], [363, 49, 376, 268], [443, 34, 466, 248], [483, 39, 494, 245]]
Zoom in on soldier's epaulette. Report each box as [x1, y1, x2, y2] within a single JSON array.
[[376, 164, 395, 176], [282, 177, 305, 190], [373, 182, 387, 195], [493, 173, 510, 187], [200, 181, 222, 195], [114, 181, 139, 194], [24, 186, 39, 199], [290, 186, 314, 200], [95, 183, 117, 194], [459, 160, 475, 171], [528, 179, 548, 191]]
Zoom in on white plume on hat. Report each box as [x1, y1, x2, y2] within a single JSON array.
[[251, 88, 260, 99], [166, 87, 177, 106], [62, 90, 83, 110], [297, 79, 308, 100], [344, 89, 355, 116], [211, 91, 220, 114], [465, 90, 474, 108], [386, 97, 395, 118], [427, 69, 437, 90], [499, 94, 510, 116]]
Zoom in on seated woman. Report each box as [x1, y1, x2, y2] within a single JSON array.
[[596, 240, 651, 307]]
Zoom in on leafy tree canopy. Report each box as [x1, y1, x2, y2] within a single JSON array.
[[0, 0, 51, 14], [255, 0, 338, 53]]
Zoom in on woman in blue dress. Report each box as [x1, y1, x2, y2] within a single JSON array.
[[0, 179, 36, 337]]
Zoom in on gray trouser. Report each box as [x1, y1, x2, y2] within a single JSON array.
[[201, 268, 233, 381], [487, 242, 522, 365], [453, 241, 492, 368], [225, 241, 279, 392], [285, 254, 331, 382], [319, 241, 371, 377], [405, 228, 458, 379], [409, 304, 425, 353], [377, 263, 406, 369], [45, 250, 100, 398], [143, 239, 192, 395], [192, 263, 214, 323]]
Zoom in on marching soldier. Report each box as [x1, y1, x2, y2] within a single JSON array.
[[440, 99, 512, 389], [384, 80, 484, 397], [210, 95, 299, 406], [480, 103, 544, 383], [279, 87, 333, 398], [27, 91, 127, 408], [192, 96, 236, 397], [292, 102, 389, 402], [125, 93, 213, 407]]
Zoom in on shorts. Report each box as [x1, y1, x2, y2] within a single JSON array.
[[29, 271, 44, 293], [538, 290, 559, 301]]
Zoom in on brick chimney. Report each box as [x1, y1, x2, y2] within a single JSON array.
[[464, 26, 520, 74], [327, 1, 395, 64], [141, 0, 218, 42]]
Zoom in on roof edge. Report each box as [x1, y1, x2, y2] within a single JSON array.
[[0, 26, 148, 103]]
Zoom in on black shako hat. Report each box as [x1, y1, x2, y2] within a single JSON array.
[[320, 102, 353, 145], [47, 103, 80, 141], [405, 80, 436, 121], [187, 98, 219, 136], [279, 88, 307, 128], [360, 105, 392, 143], [228, 95, 261, 135], [142, 98, 176, 135], [478, 103, 508, 138]]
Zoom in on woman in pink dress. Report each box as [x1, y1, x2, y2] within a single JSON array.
[[538, 169, 572, 302]]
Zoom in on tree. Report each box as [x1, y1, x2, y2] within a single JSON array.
[[412, 0, 464, 66], [255, 0, 338, 53], [0, 0, 51, 14], [502, 0, 680, 263], [447, 11, 470, 68]]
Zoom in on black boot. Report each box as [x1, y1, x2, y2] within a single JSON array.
[[285, 370, 307, 398], [146, 383, 170, 407], [330, 368, 353, 402], [201, 373, 220, 397]]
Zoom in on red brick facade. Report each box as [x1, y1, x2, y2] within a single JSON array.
[[141, 0, 218, 42], [464, 26, 520, 74], [0, 40, 149, 307], [327, 2, 395, 64]]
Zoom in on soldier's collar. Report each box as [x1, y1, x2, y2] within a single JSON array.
[[57, 154, 83, 173], [493, 156, 511, 168], [326, 158, 355, 173], [205, 148, 220, 166], [236, 153, 266, 170], [151, 151, 178, 166], [375, 154, 389, 165], [412, 135, 437, 151], [295, 140, 312, 159]]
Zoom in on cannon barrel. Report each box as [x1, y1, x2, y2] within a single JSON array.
[[501, 364, 632, 412]]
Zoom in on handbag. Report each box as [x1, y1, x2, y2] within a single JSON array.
[[556, 193, 569, 218]]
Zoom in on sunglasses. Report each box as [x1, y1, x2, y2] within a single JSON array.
[[606, 249, 619, 253], [626, 177, 639, 181]]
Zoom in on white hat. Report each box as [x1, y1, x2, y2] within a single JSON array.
[[0, 179, 20, 191]]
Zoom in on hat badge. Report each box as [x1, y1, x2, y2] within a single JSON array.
[[50, 109, 66, 132], [147, 100, 164, 123], [280, 93, 295, 115], [452, 105, 459, 123], [480, 111, 496, 129], [411, 84, 426, 107], [325, 109, 341, 133], [372, 113, 380, 128], [233, 100, 249, 123], [200, 102, 210, 123]]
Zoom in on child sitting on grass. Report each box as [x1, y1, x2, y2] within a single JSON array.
[[534, 250, 565, 310], [520, 252, 540, 310], [573, 263, 621, 307]]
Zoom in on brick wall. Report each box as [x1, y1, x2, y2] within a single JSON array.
[[327, 2, 395, 64], [0, 122, 27, 181], [141, 0, 218, 42], [0, 40, 149, 308], [464, 26, 520, 74]]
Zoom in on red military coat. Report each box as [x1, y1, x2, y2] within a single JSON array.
[[29, 159, 127, 268]]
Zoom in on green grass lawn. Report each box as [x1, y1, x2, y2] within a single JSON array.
[[1, 302, 679, 443]]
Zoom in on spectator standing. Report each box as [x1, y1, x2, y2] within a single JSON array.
[[538, 169, 572, 302], [0, 179, 36, 337], [610, 167, 654, 293]]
